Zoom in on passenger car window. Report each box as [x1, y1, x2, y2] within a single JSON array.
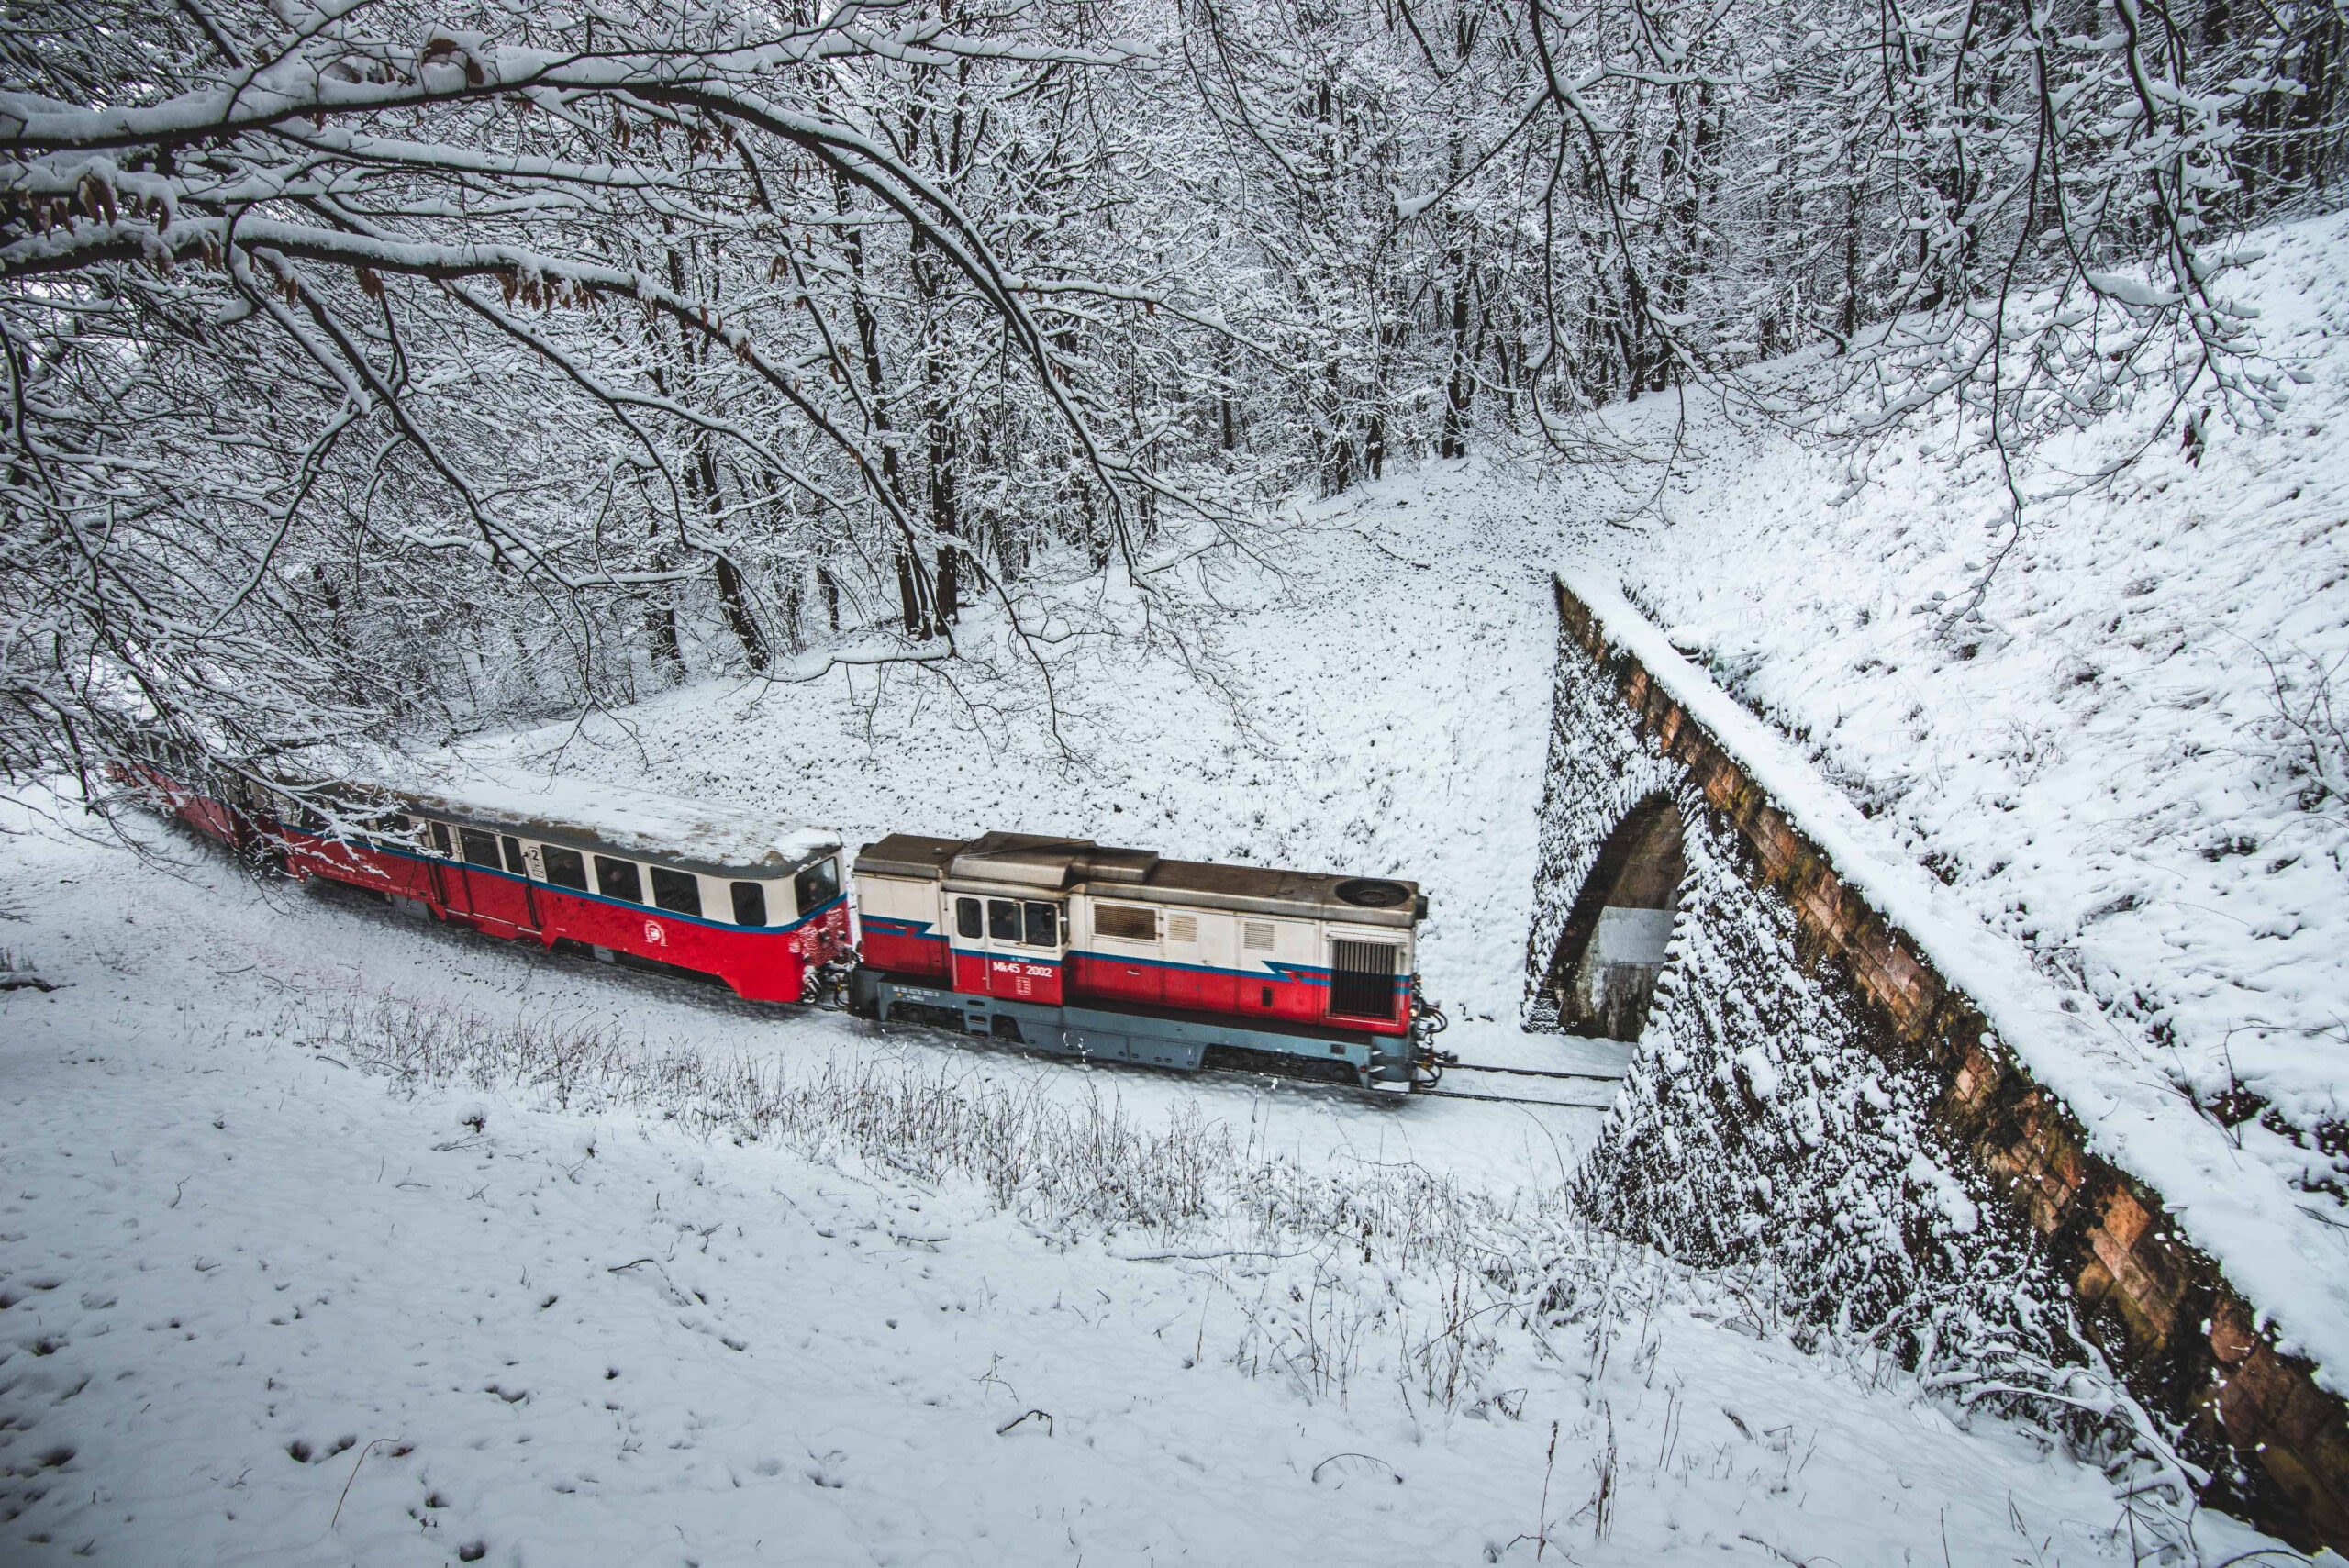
[[1094, 903, 1156, 942], [731, 881, 767, 927], [541, 846, 587, 890], [461, 828, 502, 869], [987, 899, 1020, 941], [429, 821, 452, 857], [1023, 902, 1059, 949], [956, 896, 983, 940], [650, 866, 702, 917], [501, 836, 528, 875], [794, 856, 841, 917], [594, 856, 642, 904]]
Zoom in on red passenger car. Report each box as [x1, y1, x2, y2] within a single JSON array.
[[129, 748, 847, 1005]]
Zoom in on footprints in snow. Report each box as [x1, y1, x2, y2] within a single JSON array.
[[284, 1434, 359, 1465]]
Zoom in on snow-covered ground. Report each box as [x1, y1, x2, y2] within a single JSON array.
[[1622, 211, 2348, 1166], [0, 794, 2278, 1564]]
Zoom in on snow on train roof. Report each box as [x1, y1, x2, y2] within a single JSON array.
[[373, 759, 837, 874]]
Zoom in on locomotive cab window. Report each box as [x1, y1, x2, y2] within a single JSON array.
[[650, 866, 702, 917], [461, 828, 502, 869], [794, 856, 841, 917], [1094, 903, 1156, 942], [987, 898, 1021, 942], [541, 846, 587, 891], [730, 881, 768, 927], [954, 896, 983, 940], [1023, 902, 1060, 949], [595, 855, 643, 904]]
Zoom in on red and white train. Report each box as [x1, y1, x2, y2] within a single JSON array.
[[125, 742, 1449, 1090]]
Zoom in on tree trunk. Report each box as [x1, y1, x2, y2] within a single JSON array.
[[712, 554, 769, 673], [1440, 140, 1474, 459], [647, 596, 685, 684], [818, 566, 841, 632], [692, 440, 770, 673]]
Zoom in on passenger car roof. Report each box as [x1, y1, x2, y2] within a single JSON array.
[[373, 761, 838, 878]]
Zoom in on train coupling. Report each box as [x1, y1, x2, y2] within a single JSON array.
[[804, 954, 860, 1010], [1408, 979, 1455, 1090]]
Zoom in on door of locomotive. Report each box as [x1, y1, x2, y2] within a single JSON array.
[[948, 892, 1064, 1006]]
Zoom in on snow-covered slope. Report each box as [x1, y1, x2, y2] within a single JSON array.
[[0, 794, 2276, 1564]]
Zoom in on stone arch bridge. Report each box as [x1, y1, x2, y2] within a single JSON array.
[[1531, 573, 2349, 1553]]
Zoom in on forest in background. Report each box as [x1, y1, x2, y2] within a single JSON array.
[[2, 0, 2343, 783]]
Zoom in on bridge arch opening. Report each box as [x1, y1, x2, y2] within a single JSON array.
[[1542, 794, 1686, 1040]]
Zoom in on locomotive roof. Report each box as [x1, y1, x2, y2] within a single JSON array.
[[370, 760, 838, 877], [855, 832, 1420, 927]]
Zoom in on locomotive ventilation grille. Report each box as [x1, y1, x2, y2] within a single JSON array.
[[1330, 939, 1399, 1021]]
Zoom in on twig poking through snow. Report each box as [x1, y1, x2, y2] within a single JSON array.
[[1535, 1419, 1558, 1559], [328, 1438, 400, 1531], [1309, 1452, 1402, 1486]]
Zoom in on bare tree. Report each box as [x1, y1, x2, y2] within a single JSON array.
[[0, 0, 1235, 789], [6, 0, 2340, 796]]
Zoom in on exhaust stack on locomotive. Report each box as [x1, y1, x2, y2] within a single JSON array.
[[850, 832, 1452, 1090]]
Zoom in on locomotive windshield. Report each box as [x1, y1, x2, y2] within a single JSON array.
[[795, 856, 841, 916]]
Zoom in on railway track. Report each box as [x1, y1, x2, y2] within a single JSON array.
[[1418, 1086, 1618, 1107], [1442, 1062, 1623, 1083], [881, 1019, 1628, 1108], [1416, 1060, 1628, 1109]]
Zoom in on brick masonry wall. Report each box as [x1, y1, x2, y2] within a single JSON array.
[[1552, 575, 2349, 1551]]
